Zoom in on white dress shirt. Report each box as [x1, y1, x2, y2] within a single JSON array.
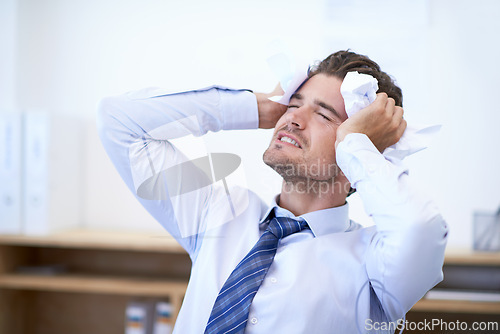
[[97, 85, 448, 334]]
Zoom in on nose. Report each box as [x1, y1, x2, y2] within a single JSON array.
[[285, 106, 308, 130]]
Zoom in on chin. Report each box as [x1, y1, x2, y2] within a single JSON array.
[[263, 149, 302, 181], [263, 148, 285, 171], [262, 146, 276, 168]]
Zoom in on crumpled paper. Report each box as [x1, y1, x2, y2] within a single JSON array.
[[266, 52, 310, 105], [340, 71, 379, 118], [340, 71, 441, 162]]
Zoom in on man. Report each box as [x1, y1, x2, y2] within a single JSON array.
[[98, 50, 448, 333]]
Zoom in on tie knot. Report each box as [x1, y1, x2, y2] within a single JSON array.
[[267, 216, 309, 239]]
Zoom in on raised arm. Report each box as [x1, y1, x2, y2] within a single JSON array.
[[97, 86, 258, 256], [335, 94, 448, 321]]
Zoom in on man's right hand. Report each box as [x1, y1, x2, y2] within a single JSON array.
[[335, 93, 406, 152], [255, 84, 288, 129]]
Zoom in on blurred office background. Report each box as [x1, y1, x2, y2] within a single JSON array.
[[1, 0, 499, 250]]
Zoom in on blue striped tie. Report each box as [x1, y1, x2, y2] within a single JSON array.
[[204, 216, 309, 334]]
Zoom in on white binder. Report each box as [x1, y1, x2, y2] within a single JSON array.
[[0, 112, 22, 234], [125, 302, 151, 334], [22, 112, 82, 235], [152, 301, 173, 334]]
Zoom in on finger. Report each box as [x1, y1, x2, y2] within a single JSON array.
[[374, 92, 388, 107], [376, 92, 388, 100], [365, 93, 388, 118], [393, 106, 404, 121], [396, 118, 407, 138], [390, 109, 403, 132], [385, 97, 396, 117]]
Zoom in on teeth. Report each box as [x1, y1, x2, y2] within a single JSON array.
[[280, 136, 300, 147]]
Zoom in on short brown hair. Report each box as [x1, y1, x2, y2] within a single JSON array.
[[308, 50, 403, 107]]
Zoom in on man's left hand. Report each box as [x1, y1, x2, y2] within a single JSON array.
[[335, 93, 406, 152]]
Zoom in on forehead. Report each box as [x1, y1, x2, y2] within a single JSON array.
[[295, 74, 345, 112]]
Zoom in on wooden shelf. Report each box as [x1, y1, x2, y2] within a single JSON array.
[[407, 249, 500, 319], [3, 232, 496, 332], [0, 229, 191, 334], [412, 298, 500, 314], [0, 273, 188, 297], [444, 249, 500, 266], [0, 229, 186, 253]]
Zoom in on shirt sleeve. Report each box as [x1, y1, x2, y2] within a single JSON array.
[[96, 86, 259, 257], [336, 133, 448, 321]]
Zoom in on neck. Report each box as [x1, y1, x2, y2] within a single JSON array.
[[278, 177, 348, 216]]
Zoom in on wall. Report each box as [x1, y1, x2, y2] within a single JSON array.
[[0, 0, 18, 112], [3, 0, 500, 248], [425, 0, 500, 248]]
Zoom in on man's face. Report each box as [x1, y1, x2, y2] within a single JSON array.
[[263, 74, 348, 182]]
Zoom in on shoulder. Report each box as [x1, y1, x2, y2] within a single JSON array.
[[204, 185, 269, 227]]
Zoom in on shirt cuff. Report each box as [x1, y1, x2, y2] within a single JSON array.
[[336, 133, 386, 187], [220, 90, 259, 131], [337, 132, 409, 188]]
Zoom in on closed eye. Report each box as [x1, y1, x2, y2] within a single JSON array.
[[316, 112, 331, 121]]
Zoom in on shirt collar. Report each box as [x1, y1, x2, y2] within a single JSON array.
[[259, 195, 351, 237]]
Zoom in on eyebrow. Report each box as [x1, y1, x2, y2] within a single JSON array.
[[315, 99, 342, 120], [290, 93, 342, 120]]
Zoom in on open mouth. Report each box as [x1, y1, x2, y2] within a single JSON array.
[[277, 132, 302, 148]]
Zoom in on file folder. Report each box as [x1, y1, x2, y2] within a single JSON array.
[[0, 112, 22, 234], [125, 302, 150, 334], [153, 301, 173, 334], [22, 112, 82, 235]]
